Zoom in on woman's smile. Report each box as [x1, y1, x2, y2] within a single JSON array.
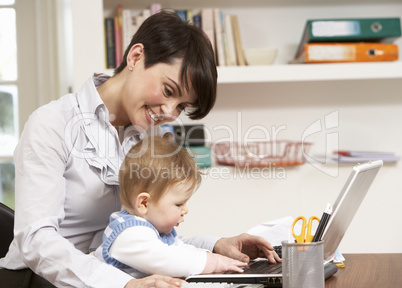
[[146, 106, 160, 123]]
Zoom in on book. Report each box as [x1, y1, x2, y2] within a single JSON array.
[[112, 4, 124, 67], [192, 14, 202, 29], [213, 9, 226, 66], [122, 9, 134, 54], [114, 15, 123, 67], [201, 8, 215, 55], [141, 8, 151, 21], [150, 3, 162, 15], [104, 17, 116, 69], [176, 10, 187, 21], [295, 17, 402, 58], [186, 10, 194, 25], [129, 8, 151, 41], [224, 13, 237, 66], [292, 42, 399, 63], [231, 14, 246, 66]]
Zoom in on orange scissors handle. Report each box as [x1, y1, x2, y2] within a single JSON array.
[[305, 216, 320, 243], [292, 216, 307, 244], [292, 216, 320, 243]]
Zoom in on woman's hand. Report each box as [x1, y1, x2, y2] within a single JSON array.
[[125, 275, 184, 288], [213, 233, 281, 264]]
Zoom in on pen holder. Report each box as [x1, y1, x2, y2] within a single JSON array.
[[282, 240, 324, 288]]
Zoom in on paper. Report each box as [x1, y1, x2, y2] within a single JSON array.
[[335, 155, 400, 163], [334, 150, 400, 163], [332, 248, 345, 263], [247, 216, 296, 246], [311, 151, 400, 163]]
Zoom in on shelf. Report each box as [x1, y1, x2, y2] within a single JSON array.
[[103, 61, 402, 84], [218, 62, 402, 83]]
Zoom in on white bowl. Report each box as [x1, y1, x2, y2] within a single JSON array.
[[243, 48, 277, 65]]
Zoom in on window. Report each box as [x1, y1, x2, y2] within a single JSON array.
[[0, 0, 61, 209], [0, 0, 17, 209], [0, 162, 15, 207], [0, 86, 18, 157], [0, 5, 17, 81]]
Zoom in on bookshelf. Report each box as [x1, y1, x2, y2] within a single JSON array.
[[68, 0, 402, 89], [66, 0, 402, 254]]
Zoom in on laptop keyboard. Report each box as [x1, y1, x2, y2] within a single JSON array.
[[222, 245, 282, 275], [181, 283, 263, 288], [273, 245, 282, 258], [242, 245, 282, 274], [242, 260, 282, 274]]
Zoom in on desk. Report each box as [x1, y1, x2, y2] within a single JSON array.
[[325, 254, 402, 287]]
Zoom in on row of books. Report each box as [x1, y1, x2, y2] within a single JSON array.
[[291, 17, 401, 63], [104, 4, 246, 69], [104, 3, 162, 69], [201, 8, 245, 67]]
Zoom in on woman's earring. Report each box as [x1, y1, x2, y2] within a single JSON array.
[[128, 66, 134, 71]]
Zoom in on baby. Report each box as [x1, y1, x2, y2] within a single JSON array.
[[95, 134, 246, 278]]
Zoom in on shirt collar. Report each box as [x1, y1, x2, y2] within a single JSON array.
[[77, 73, 110, 126]]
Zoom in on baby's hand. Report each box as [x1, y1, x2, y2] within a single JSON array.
[[203, 252, 247, 274]]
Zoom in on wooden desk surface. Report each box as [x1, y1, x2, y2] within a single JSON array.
[[325, 254, 402, 287]]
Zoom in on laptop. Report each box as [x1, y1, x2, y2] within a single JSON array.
[[186, 160, 383, 287]]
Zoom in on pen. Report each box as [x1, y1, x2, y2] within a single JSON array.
[[312, 203, 333, 242]]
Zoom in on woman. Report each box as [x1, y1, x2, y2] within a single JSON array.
[[0, 10, 280, 288]]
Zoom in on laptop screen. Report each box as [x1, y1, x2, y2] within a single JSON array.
[[322, 160, 383, 260]]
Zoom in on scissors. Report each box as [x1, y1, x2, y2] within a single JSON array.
[[292, 216, 320, 243]]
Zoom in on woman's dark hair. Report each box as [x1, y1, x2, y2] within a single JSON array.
[[114, 10, 217, 120]]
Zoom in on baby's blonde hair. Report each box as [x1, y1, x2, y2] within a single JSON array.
[[119, 134, 202, 210]]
